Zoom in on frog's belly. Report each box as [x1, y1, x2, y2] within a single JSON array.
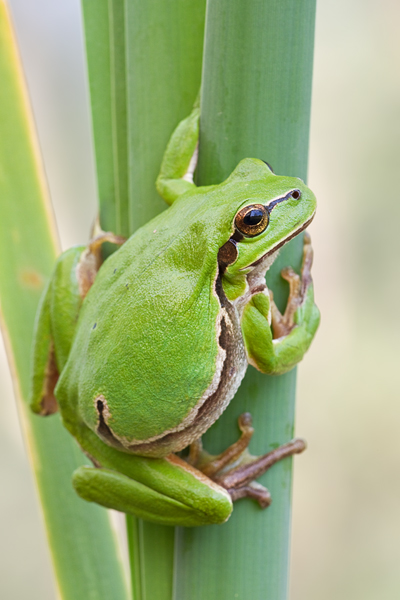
[[94, 281, 247, 458]]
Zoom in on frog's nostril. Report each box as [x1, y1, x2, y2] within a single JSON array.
[[291, 190, 301, 200]]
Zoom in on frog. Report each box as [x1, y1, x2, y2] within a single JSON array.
[[30, 103, 320, 527]]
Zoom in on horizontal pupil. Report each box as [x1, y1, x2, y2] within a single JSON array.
[[243, 209, 264, 226]]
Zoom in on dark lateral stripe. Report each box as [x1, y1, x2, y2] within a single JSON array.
[[248, 212, 315, 268], [265, 189, 301, 213]]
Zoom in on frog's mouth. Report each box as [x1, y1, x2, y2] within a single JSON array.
[[244, 211, 315, 270]]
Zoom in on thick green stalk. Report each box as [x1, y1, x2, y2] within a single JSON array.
[[173, 1, 316, 599], [0, 3, 129, 598], [81, 1, 206, 598]]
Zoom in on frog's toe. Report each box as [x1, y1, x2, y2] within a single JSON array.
[[228, 481, 272, 508]]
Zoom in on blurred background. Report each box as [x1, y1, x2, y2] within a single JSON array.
[[1, 0, 399, 598]]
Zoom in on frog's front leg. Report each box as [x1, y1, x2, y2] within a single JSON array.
[[241, 232, 320, 375], [156, 101, 200, 205]]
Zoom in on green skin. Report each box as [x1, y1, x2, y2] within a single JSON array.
[[30, 106, 320, 526]]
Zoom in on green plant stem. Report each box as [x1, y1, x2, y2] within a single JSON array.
[[81, 1, 206, 598], [0, 2, 129, 598], [173, 1, 316, 599]]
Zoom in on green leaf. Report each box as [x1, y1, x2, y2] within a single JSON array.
[[0, 3, 129, 598]]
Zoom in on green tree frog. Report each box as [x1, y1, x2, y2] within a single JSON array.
[[30, 105, 320, 527]]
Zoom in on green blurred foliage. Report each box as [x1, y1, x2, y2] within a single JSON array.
[[1, 0, 399, 598]]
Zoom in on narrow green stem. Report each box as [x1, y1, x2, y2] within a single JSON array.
[[173, 1, 316, 599]]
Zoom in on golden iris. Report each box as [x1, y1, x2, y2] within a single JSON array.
[[234, 204, 269, 237]]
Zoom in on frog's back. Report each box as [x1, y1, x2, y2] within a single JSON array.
[[56, 194, 245, 456]]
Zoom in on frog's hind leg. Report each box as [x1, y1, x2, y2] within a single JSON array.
[[70, 429, 233, 527], [190, 413, 306, 508], [71, 465, 214, 527], [190, 413, 255, 477]]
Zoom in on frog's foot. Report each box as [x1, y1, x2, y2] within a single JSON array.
[[271, 231, 314, 339], [190, 413, 306, 508], [214, 436, 306, 507], [76, 231, 126, 298]]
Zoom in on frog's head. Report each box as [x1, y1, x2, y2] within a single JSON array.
[[218, 158, 316, 278]]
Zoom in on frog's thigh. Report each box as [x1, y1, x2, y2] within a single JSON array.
[[72, 459, 232, 527]]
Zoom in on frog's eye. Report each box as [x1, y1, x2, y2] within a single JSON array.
[[234, 204, 269, 237]]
